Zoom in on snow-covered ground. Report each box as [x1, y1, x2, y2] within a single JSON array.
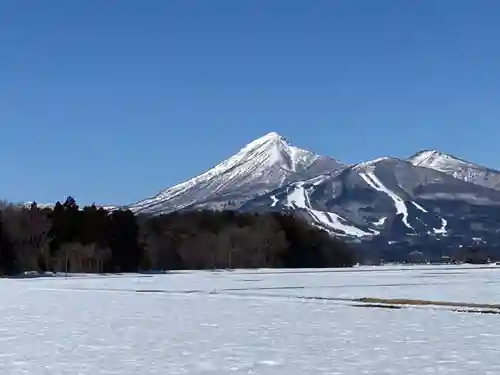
[[2, 265, 500, 374]]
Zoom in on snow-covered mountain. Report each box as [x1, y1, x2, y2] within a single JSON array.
[[241, 156, 500, 261], [128, 132, 344, 214], [242, 156, 500, 238], [125, 132, 500, 259], [409, 150, 500, 191]]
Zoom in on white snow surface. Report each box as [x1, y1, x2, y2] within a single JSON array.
[[359, 172, 414, 230], [410, 150, 478, 175], [373, 216, 387, 226], [3, 265, 500, 374], [411, 201, 428, 213], [433, 218, 448, 234], [286, 182, 373, 237], [269, 195, 279, 207], [352, 156, 390, 169]]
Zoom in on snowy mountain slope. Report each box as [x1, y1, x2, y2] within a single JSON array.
[[241, 157, 500, 240], [122, 132, 500, 257], [283, 179, 375, 237], [409, 150, 500, 191], [128, 132, 345, 215]]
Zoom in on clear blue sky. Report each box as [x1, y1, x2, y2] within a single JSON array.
[[1, 1, 499, 205]]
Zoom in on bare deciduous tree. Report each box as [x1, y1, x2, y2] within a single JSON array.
[[2, 206, 52, 271], [59, 242, 111, 273]]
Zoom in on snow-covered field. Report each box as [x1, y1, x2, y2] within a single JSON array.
[[2, 265, 500, 374]]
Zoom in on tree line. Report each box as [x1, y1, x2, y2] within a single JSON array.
[[0, 197, 355, 275]]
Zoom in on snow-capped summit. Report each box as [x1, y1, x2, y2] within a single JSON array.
[[242, 131, 286, 148], [408, 150, 500, 190], [231, 131, 322, 174], [409, 150, 463, 169], [352, 156, 393, 171], [128, 132, 345, 214]]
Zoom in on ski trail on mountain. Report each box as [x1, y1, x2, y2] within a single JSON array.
[[373, 217, 387, 226], [286, 182, 373, 237], [411, 202, 428, 213], [433, 218, 448, 234], [359, 172, 414, 230]]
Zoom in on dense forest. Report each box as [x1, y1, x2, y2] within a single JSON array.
[[0, 197, 355, 275]]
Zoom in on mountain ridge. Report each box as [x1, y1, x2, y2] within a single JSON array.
[[242, 155, 500, 239], [408, 149, 500, 190], [123, 132, 500, 261], [127, 132, 500, 217], [127, 132, 345, 215]]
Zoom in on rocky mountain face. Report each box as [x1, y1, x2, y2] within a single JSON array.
[[128, 133, 500, 262]]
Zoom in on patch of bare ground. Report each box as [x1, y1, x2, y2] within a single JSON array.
[[353, 297, 500, 314], [351, 303, 403, 309]]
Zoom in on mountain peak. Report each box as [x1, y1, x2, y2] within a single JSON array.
[[242, 132, 289, 151], [409, 149, 500, 190], [262, 131, 283, 140], [409, 149, 469, 168], [411, 149, 439, 157], [128, 133, 344, 214]]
